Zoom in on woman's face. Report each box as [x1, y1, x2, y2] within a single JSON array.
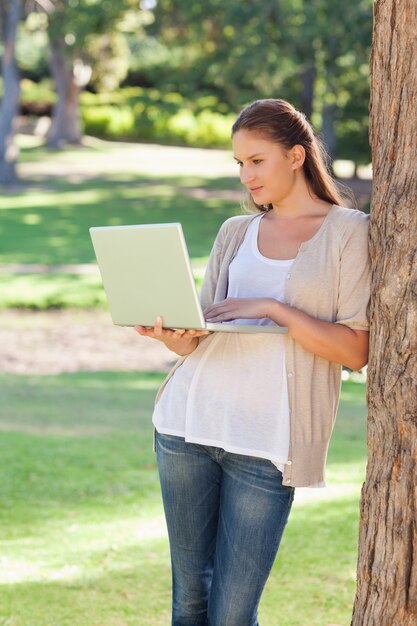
[[232, 129, 303, 206]]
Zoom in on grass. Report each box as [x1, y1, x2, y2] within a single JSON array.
[[0, 176, 238, 265], [0, 373, 367, 626], [0, 135, 242, 309]]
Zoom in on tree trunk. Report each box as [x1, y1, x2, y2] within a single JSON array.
[[352, 1, 417, 625], [321, 103, 336, 161], [46, 38, 81, 148], [0, 0, 21, 185], [300, 63, 315, 121]]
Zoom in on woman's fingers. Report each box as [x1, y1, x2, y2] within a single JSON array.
[[134, 319, 210, 340], [204, 302, 234, 321], [188, 329, 211, 337], [204, 297, 269, 321], [134, 325, 153, 336]]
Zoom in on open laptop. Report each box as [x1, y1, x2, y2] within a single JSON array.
[[89, 223, 287, 334]]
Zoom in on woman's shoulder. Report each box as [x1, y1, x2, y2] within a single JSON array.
[[328, 204, 369, 239], [330, 204, 369, 223], [221, 213, 257, 229], [216, 213, 258, 240]]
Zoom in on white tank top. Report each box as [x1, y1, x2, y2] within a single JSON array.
[[152, 215, 294, 470]]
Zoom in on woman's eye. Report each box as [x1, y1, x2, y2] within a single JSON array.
[[253, 159, 262, 165]]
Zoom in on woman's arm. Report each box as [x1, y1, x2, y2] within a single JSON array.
[[204, 298, 369, 371]]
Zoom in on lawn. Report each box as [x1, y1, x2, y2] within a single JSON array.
[[0, 136, 369, 625], [0, 372, 367, 626], [0, 136, 242, 309]]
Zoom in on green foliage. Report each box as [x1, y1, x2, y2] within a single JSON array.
[[0, 372, 366, 625], [82, 104, 135, 137], [86, 32, 130, 92], [20, 78, 56, 105], [80, 88, 235, 147], [142, 0, 373, 161], [14, 0, 373, 163], [16, 17, 50, 80], [47, 0, 135, 50]]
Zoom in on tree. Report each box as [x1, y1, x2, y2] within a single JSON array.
[[352, 1, 417, 624], [0, 0, 21, 185], [145, 0, 373, 163], [279, 0, 372, 161], [45, 0, 134, 147]]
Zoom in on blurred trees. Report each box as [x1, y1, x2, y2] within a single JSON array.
[[0, 0, 373, 178], [45, 0, 134, 147], [144, 0, 372, 162], [0, 0, 21, 184]]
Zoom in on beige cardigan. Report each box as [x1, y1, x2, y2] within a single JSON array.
[[155, 204, 370, 487]]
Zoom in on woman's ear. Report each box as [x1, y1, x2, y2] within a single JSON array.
[[289, 144, 306, 170]]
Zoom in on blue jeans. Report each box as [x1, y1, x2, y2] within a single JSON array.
[[155, 431, 295, 626]]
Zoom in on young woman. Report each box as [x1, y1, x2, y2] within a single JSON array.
[[135, 98, 370, 626]]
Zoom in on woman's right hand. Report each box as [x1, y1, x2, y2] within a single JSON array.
[[134, 316, 210, 356]]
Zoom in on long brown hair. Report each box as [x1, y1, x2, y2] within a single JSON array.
[[232, 99, 354, 212]]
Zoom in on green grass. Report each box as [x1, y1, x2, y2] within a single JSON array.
[[0, 136, 242, 309], [0, 374, 366, 626], [0, 176, 238, 265], [0, 274, 107, 309]]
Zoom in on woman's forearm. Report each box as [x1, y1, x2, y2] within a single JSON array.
[[266, 299, 369, 370]]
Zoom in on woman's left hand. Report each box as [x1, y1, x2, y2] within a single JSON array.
[[204, 298, 274, 322]]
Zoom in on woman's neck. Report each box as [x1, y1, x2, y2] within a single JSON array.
[[269, 174, 331, 219]]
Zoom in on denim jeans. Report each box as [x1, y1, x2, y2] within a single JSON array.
[[155, 431, 295, 626]]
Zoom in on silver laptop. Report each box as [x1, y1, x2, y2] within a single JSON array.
[[89, 223, 287, 334]]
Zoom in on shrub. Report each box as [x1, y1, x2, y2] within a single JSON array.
[[80, 87, 234, 148], [190, 110, 234, 147], [19, 78, 56, 116], [81, 105, 135, 138]]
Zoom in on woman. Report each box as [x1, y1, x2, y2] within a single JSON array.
[[135, 99, 370, 626]]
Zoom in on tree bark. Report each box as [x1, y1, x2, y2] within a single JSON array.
[[352, 1, 417, 625], [0, 0, 21, 185], [46, 37, 81, 148]]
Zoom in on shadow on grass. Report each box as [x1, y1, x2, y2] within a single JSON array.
[[0, 373, 366, 625], [0, 536, 172, 626], [0, 374, 366, 540], [0, 372, 165, 536], [0, 496, 361, 626], [0, 174, 240, 265]]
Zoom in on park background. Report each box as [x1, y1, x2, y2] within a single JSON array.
[[0, 1, 373, 625]]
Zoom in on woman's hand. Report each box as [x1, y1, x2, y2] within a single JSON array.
[[134, 316, 210, 356], [204, 298, 275, 322], [204, 298, 368, 370]]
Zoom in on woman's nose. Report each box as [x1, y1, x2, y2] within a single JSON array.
[[240, 166, 255, 185]]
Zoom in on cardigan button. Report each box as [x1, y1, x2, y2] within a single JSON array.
[[285, 479, 291, 485], [287, 372, 293, 378], [287, 460, 292, 466]]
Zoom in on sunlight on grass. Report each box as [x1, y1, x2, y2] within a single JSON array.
[[0, 138, 371, 624], [0, 374, 366, 626], [0, 274, 107, 309], [0, 138, 237, 310]]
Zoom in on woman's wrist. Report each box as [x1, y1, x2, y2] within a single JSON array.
[[168, 336, 199, 356], [264, 298, 288, 326]]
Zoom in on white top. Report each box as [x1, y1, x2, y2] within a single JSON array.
[[153, 215, 294, 472]]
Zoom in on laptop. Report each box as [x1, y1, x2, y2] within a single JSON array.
[[89, 223, 287, 334]]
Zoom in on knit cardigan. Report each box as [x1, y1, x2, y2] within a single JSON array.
[[155, 204, 370, 487]]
